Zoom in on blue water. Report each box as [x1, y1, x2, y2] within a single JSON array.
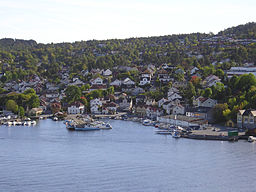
[[0, 119, 255, 192]]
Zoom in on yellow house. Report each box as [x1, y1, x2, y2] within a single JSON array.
[[225, 120, 236, 128], [29, 108, 43, 117]]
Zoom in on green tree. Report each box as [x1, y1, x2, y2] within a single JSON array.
[[215, 69, 224, 79], [184, 82, 196, 104], [6, 100, 18, 114], [28, 94, 40, 108], [203, 88, 212, 98], [65, 85, 82, 103], [107, 86, 115, 95], [212, 103, 228, 123], [18, 106, 25, 117]]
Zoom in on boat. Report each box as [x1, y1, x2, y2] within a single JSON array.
[[172, 131, 181, 138], [74, 124, 101, 131], [16, 121, 22, 126], [31, 120, 37, 125], [142, 119, 152, 126], [155, 130, 172, 135], [248, 136, 256, 142], [91, 121, 112, 129], [53, 117, 58, 121], [99, 122, 112, 129], [65, 121, 100, 131]]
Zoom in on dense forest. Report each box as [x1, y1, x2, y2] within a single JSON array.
[[0, 22, 255, 84]]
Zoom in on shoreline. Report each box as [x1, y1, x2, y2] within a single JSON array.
[[1, 114, 249, 142]]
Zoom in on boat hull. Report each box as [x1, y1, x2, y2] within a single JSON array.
[[74, 127, 100, 131]]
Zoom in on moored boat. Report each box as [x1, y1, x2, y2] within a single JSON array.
[[155, 130, 172, 135], [172, 131, 181, 138], [248, 136, 256, 142], [74, 124, 101, 131], [142, 119, 152, 126]]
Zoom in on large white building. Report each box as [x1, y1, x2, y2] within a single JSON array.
[[68, 101, 85, 114], [226, 67, 256, 78]]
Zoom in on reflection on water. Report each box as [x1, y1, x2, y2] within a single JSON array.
[[0, 119, 256, 192]]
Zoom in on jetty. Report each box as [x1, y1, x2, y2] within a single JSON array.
[[183, 127, 245, 141]]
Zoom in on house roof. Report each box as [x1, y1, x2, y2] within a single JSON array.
[[69, 101, 84, 107], [243, 109, 256, 116], [158, 69, 168, 74], [103, 102, 118, 107], [142, 69, 151, 74], [238, 110, 245, 115]]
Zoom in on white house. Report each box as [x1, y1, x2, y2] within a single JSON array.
[[172, 105, 185, 115], [139, 69, 152, 86], [90, 105, 101, 114], [110, 79, 122, 87], [81, 69, 89, 76], [204, 75, 221, 88], [90, 77, 103, 85], [71, 78, 84, 86], [190, 67, 199, 75], [122, 78, 135, 86], [168, 87, 179, 96], [158, 69, 171, 82], [102, 69, 112, 76], [90, 98, 103, 107], [68, 101, 85, 114], [158, 98, 168, 107], [162, 101, 173, 114], [168, 92, 182, 101], [193, 96, 217, 108]]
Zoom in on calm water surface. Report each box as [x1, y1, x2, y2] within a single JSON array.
[[0, 119, 256, 192]]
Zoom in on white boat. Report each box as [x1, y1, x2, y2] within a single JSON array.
[[92, 121, 112, 129], [31, 120, 37, 125], [16, 121, 22, 126], [172, 131, 181, 138], [7, 121, 12, 126], [100, 123, 112, 129], [248, 136, 256, 142], [53, 117, 58, 121], [142, 119, 152, 126]]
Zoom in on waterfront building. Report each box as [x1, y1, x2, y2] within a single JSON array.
[[237, 109, 256, 129], [67, 101, 85, 114]]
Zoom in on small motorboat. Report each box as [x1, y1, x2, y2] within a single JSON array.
[[248, 136, 256, 142], [172, 131, 181, 138], [142, 119, 152, 126], [53, 117, 58, 121]]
